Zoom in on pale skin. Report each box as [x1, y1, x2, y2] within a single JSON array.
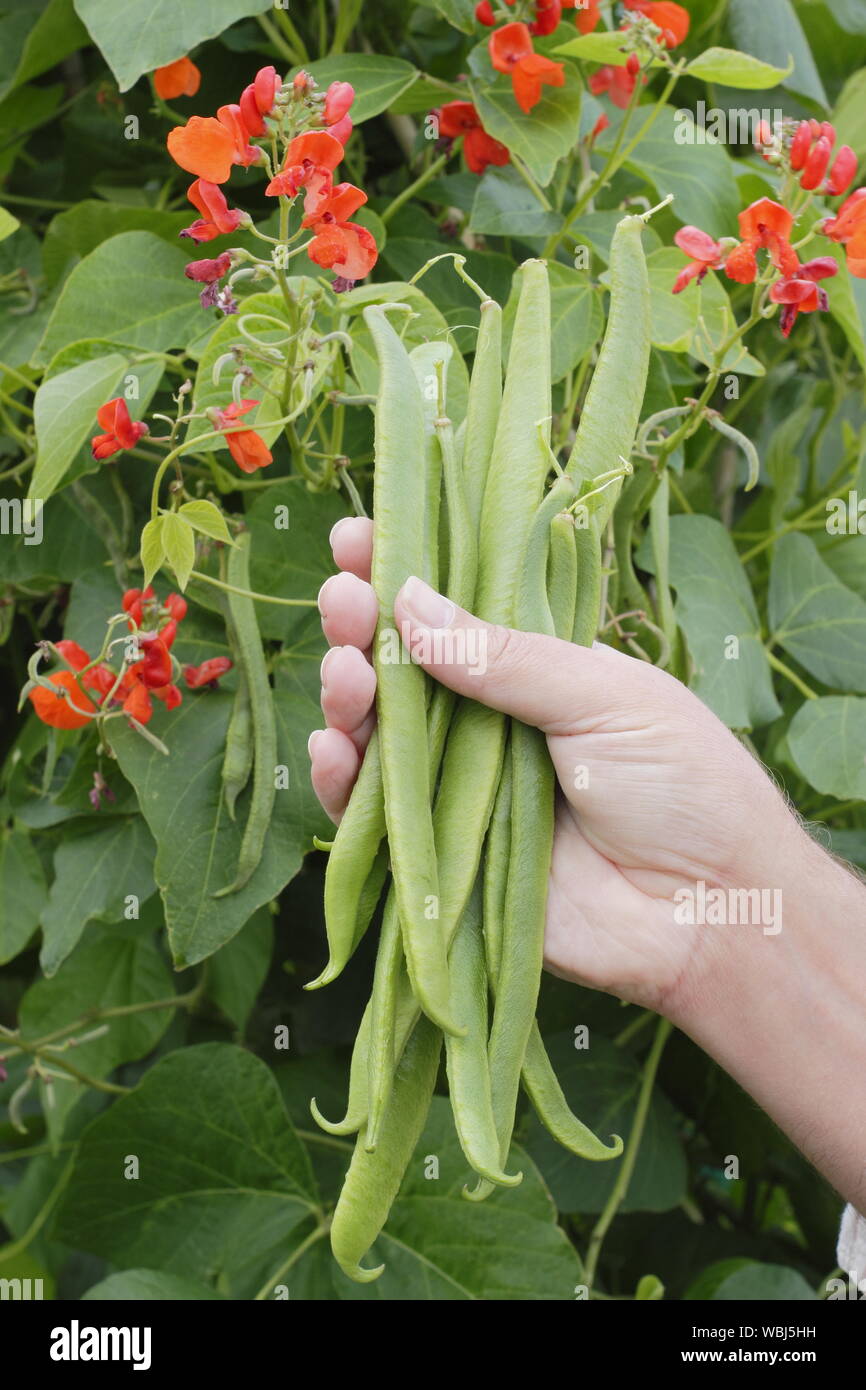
[[309, 515, 866, 1215]]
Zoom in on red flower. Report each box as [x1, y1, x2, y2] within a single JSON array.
[[30, 670, 96, 729], [153, 683, 183, 710], [672, 226, 727, 293], [822, 188, 866, 277], [438, 101, 510, 175], [326, 113, 354, 146], [138, 634, 173, 689], [489, 22, 565, 113], [628, 0, 690, 46], [530, 1, 562, 37], [589, 63, 638, 109], [153, 56, 201, 99], [827, 146, 858, 197], [184, 251, 232, 283], [724, 198, 798, 285], [324, 82, 354, 125], [307, 220, 378, 287], [216, 104, 261, 168], [239, 65, 281, 137], [167, 116, 236, 183], [215, 399, 273, 473], [800, 135, 832, 191], [122, 679, 153, 725], [91, 398, 148, 460], [573, 0, 601, 34], [789, 120, 812, 171], [180, 180, 247, 243], [770, 258, 837, 337], [265, 130, 344, 198], [476, 0, 513, 23], [184, 657, 233, 689], [301, 182, 367, 227]]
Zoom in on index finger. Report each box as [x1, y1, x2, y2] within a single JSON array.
[[330, 516, 374, 582]]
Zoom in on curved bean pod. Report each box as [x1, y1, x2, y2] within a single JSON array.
[[220, 667, 253, 821], [330, 1015, 442, 1283]]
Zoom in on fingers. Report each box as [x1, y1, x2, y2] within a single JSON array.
[[392, 575, 680, 736], [329, 515, 373, 581], [308, 727, 362, 823], [318, 570, 378, 649], [320, 644, 376, 749]]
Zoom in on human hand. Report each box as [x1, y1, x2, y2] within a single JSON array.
[[309, 516, 808, 1019]]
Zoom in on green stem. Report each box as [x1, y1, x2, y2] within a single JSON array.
[[765, 650, 818, 701], [254, 1218, 331, 1300], [510, 153, 553, 211], [189, 568, 317, 607], [583, 1017, 672, 1291], [381, 151, 450, 226], [256, 12, 305, 65], [0, 1154, 76, 1264]]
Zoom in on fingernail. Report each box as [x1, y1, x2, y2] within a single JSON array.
[[308, 730, 324, 760], [329, 517, 352, 548], [401, 576, 455, 630], [320, 647, 341, 689]]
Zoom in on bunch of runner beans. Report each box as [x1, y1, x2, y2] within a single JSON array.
[[310, 214, 653, 1282]]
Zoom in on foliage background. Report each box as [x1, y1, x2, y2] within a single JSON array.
[[0, 0, 864, 1301]]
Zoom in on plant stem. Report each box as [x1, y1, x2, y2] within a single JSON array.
[[0, 1154, 76, 1265], [254, 1218, 332, 1300], [189, 569, 317, 607], [256, 12, 304, 66], [583, 1017, 672, 1291], [510, 153, 553, 211], [765, 650, 818, 701], [381, 151, 450, 226]]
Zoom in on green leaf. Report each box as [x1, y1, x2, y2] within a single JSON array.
[[833, 67, 866, 162], [31, 354, 129, 503], [711, 1262, 817, 1300], [140, 517, 165, 588], [468, 42, 583, 187], [34, 231, 202, 366], [0, 829, 47, 965], [820, 240, 866, 369], [598, 107, 741, 240], [41, 202, 190, 288], [39, 817, 158, 977], [787, 697, 866, 800], [299, 54, 418, 123], [768, 533, 866, 692], [0, 204, 19, 240], [685, 47, 793, 89], [334, 1097, 582, 1299], [55, 1043, 319, 1297], [638, 515, 781, 729], [553, 31, 665, 67], [83, 1270, 225, 1300], [0, 0, 87, 104], [21, 917, 174, 1144], [635, 1274, 665, 1300], [727, 0, 827, 108], [428, 0, 476, 35], [242, 483, 347, 641], [161, 511, 196, 590], [207, 906, 273, 1031], [111, 689, 330, 967], [73, 0, 275, 91], [179, 499, 233, 544], [470, 166, 562, 238]]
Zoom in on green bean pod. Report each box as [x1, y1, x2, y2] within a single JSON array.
[[306, 731, 386, 991], [220, 668, 253, 820], [547, 513, 578, 642], [461, 298, 503, 537], [572, 516, 603, 648], [365, 889, 404, 1151], [444, 877, 522, 1191], [566, 215, 651, 532], [330, 1015, 442, 1283], [212, 531, 277, 897], [366, 305, 459, 1036], [423, 261, 554, 950], [409, 340, 452, 591], [481, 733, 512, 983]]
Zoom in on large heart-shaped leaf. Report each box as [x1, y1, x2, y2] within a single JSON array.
[[788, 696, 866, 799], [769, 533, 866, 692]]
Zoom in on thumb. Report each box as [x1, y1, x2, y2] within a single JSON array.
[[393, 574, 628, 735]]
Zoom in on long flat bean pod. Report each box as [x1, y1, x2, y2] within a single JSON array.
[[547, 512, 578, 642], [460, 298, 502, 537], [566, 215, 651, 532], [330, 1014, 442, 1283], [213, 531, 277, 897], [220, 666, 253, 820], [366, 304, 459, 1036]]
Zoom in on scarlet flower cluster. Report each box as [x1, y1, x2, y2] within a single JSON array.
[[673, 119, 865, 338], [91, 397, 148, 460], [436, 101, 510, 175], [29, 588, 190, 731]]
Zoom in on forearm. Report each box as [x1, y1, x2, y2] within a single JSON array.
[[671, 830, 866, 1212]]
